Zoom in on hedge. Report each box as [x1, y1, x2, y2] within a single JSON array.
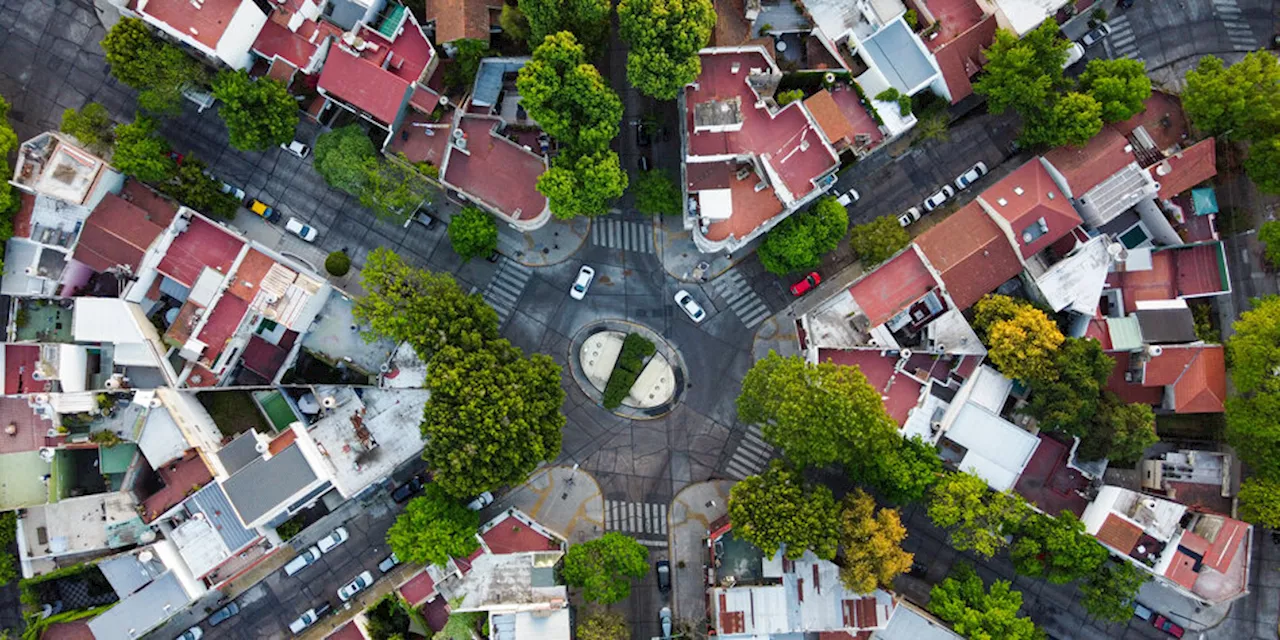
[[601, 334, 656, 409]]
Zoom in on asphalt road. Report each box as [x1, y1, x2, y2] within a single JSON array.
[[1088, 0, 1277, 72]]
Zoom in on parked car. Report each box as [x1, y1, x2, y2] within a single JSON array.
[[655, 561, 671, 594], [674, 290, 706, 323], [281, 140, 311, 159], [922, 185, 955, 212], [402, 207, 436, 229], [284, 546, 322, 576], [485, 250, 501, 263], [391, 475, 425, 504], [570, 265, 595, 300], [1080, 22, 1112, 48], [836, 188, 860, 207], [1133, 602, 1154, 621], [248, 198, 281, 223], [316, 526, 349, 553], [208, 602, 240, 627], [288, 604, 330, 634], [953, 162, 988, 190], [378, 552, 401, 573], [219, 181, 246, 202], [659, 607, 672, 640], [897, 206, 921, 227], [176, 628, 203, 640], [285, 217, 318, 242], [1062, 42, 1085, 69], [789, 272, 821, 297], [1151, 614, 1186, 638], [467, 491, 494, 511], [338, 571, 374, 602]]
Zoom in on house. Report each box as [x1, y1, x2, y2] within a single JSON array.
[[1083, 485, 1251, 605], [114, 0, 270, 71], [1140, 449, 1236, 516], [975, 0, 1070, 36], [86, 542, 210, 640], [913, 0, 1000, 104], [914, 201, 1023, 311], [420, 0, 502, 45], [1107, 343, 1228, 414], [978, 159, 1083, 263], [304, 387, 431, 498]]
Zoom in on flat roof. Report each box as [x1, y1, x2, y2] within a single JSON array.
[[847, 248, 935, 327], [222, 444, 318, 525], [945, 402, 1040, 491], [443, 116, 547, 221], [157, 216, 245, 287], [131, 0, 244, 49], [1013, 433, 1090, 517], [87, 571, 192, 640], [308, 388, 429, 497], [861, 19, 937, 93]]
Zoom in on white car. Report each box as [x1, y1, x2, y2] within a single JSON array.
[[922, 185, 955, 212], [285, 217, 318, 242], [1062, 42, 1085, 69], [1080, 23, 1112, 48], [836, 189, 860, 207], [570, 265, 595, 300], [338, 571, 374, 601], [316, 526, 349, 553], [674, 290, 706, 323], [954, 162, 988, 190], [176, 628, 203, 640], [283, 546, 322, 577], [288, 607, 326, 634], [281, 140, 311, 159], [467, 491, 494, 511], [897, 206, 922, 227]]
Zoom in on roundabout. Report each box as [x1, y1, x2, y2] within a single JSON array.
[[569, 319, 687, 419]]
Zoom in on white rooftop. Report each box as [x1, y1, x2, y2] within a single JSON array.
[[20, 493, 139, 559], [137, 405, 189, 467], [13, 133, 109, 206], [307, 387, 431, 498], [169, 510, 233, 579], [990, 0, 1072, 36], [1036, 235, 1115, 315], [944, 402, 1039, 492]]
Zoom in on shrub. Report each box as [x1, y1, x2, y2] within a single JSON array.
[[89, 431, 123, 446], [276, 518, 304, 541], [776, 89, 805, 106], [325, 251, 352, 277], [601, 334, 656, 409]]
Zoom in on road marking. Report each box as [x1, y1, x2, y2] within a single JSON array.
[[1105, 15, 1143, 62], [1211, 0, 1258, 50], [482, 258, 532, 327], [722, 423, 777, 479], [710, 268, 772, 329], [591, 219, 654, 253], [604, 500, 668, 541]]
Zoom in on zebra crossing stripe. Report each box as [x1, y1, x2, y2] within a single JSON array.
[[604, 500, 668, 537], [591, 220, 655, 253], [483, 260, 532, 325]]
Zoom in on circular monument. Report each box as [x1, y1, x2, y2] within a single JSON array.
[[569, 320, 687, 418]]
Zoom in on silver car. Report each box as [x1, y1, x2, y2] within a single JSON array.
[[316, 527, 349, 553]]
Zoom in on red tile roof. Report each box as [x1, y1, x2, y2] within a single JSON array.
[[1112, 92, 1190, 152], [442, 116, 547, 221], [827, 86, 884, 149], [847, 248, 936, 327], [227, 249, 276, 302], [1104, 244, 1228, 313], [1150, 138, 1217, 199], [423, 0, 498, 43], [140, 449, 213, 522], [121, 180, 179, 227], [319, 48, 413, 125], [196, 294, 250, 365], [410, 86, 442, 114], [327, 620, 368, 640], [931, 14, 997, 104], [1142, 346, 1202, 386], [399, 569, 438, 606], [0, 396, 50, 454], [1201, 517, 1249, 574], [132, 0, 244, 49], [1042, 128, 1136, 196], [1106, 345, 1227, 413], [805, 90, 855, 145], [978, 160, 1082, 258], [4, 345, 44, 396], [701, 173, 784, 242], [252, 19, 318, 70], [923, 0, 987, 50], [157, 216, 244, 287], [481, 517, 558, 554], [915, 201, 1022, 310], [1165, 550, 1199, 589], [817, 349, 923, 425], [1095, 513, 1142, 553], [1170, 345, 1227, 413], [72, 193, 166, 273], [269, 429, 298, 455]]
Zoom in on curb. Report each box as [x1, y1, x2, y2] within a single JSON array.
[[566, 319, 688, 420]]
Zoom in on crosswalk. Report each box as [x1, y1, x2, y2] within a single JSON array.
[[591, 219, 654, 254], [604, 500, 669, 546], [483, 258, 532, 326], [723, 423, 777, 480], [1211, 0, 1259, 51], [710, 268, 772, 329], [1106, 14, 1142, 61]]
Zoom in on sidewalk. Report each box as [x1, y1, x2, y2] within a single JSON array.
[[668, 480, 733, 622], [657, 213, 761, 283], [496, 213, 590, 267], [749, 257, 867, 360], [491, 465, 606, 544]]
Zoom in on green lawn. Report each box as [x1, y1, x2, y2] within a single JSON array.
[[198, 391, 271, 438]]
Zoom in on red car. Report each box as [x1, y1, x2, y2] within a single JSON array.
[[1152, 615, 1185, 638], [789, 272, 821, 296]]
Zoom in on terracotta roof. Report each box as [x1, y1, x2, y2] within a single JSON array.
[[977, 160, 1082, 258], [227, 249, 276, 302], [157, 216, 244, 287], [132, 0, 246, 50], [1141, 346, 1203, 386], [805, 90, 855, 145], [847, 248, 936, 327], [1165, 550, 1199, 589], [932, 14, 997, 104], [1042, 128, 1136, 196], [72, 193, 166, 272], [1095, 513, 1142, 553], [480, 518, 557, 554], [817, 349, 922, 425], [1201, 517, 1249, 574], [318, 49, 413, 125], [121, 180, 179, 227], [423, 0, 498, 43], [915, 201, 1022, 310], [252, 19, 318, 70], [327, 620, 368, 640], [399, 569, 437, 606], [1150, 138, 1217, 199], [1170, 345, 1227, 413]]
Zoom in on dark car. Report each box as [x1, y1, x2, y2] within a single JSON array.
[[1152, 614, 1185, 638], [208, 602, 240, 627], [655, 561, 671, 594], [391, 475, 425, 503], [789, 272, 822, 296]]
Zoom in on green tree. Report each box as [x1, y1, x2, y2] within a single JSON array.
[[445, 39, 493, 91], [1246, 138, 1280, 194], [928, 563, 1045, 640], [1238, 476, 1280, 528], [161, 157, 239, 218], [972, 294, 1030, 340], [757, 196, 849, 275], [435, 612, 485, 640], [0, 95, 20, 216], [577, 608, 628, 640], [325, 251, 352, 277], [927, 472, 1028, 558], [361, 158, 434, 222], [985, 304, 1065, 382], [737, 352, 899, 469], [847, 435, 943, 504], [386, 484, 480, 566], [1079, 58, 1152, 123], [1183, 52, 1280, 141], [849, 215, 910, 267], [212, 71, 299, 151], [1022, 91, 1104, 148], [516, 32, 621, 154], [499, 4, 531, 45], [1024, 337, 1114, 434], [101, 18, 211, 114], [537, 150, 628, 219], [448, 206, 499, 260], [562, 533, 650, 603], [313, 125, 376, 195], [112, 116, 176, 184], [518, 0, 611, 51], [422, 340, 565, 498], [617, 0, 715, 100], [974, 21, 1070, 117], [1226, 296, 1280, 395], [633, 170, 683, 215], [354, 247, 500, 360], [1080, 562, 1149, 623], [60, 103, 114, 152], [1079, 394, 1157, 463], [1226, 392, 1280, 481], [365, 595, 412, 640], [729, 461, 839, 560], [837, 489, 912, 594], [1010, 512, 1108, 584], [1261, 220, 1280, 267]]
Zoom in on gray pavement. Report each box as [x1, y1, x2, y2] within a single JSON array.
[[490, 466, 605, 544], [1088, 0, 1277, 75], [667, 481, 731, 622]]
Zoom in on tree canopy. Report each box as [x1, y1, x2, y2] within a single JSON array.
[[984, 303, 1065, 382], [386, 484, 480, 566], [562, 533, 650, 603], [355, 247, 500, 360], [160, 158, 239, 219], [421, 340, 565, 498], [1238, 476, 1280, 529], [1246, 137, 1280, 194], [927, 472, 1028, 558], [444, 39, 492, 91], [313, 125, 376, 195], [1024, 337, 1114, 434], [0, 95, 20, 218], [1224, 296, 1280, 481], [1010, 511, 1108, 584], [928, 563, 1045, 640], [1021, 91, 1103, 148], [634, 170, 683, 215], [974, 21, 1069, 117], [101, 18, 211, 114], [517, 0, 611, 52], [729, 461, 840, 560], [757, 196, 849, 275], [61, 103, 114, 153], [112, 116, 176, 184], [360, 158, 434, 222], [737, 352, 899, 470], [1078, 394, 1157, 463], [537, 150, 628, 219], [516, 32, 621, 155], [212, 71, 299, 151], [577, 608, 629, 640], [447, 206, 499, 260], [849, 215, 910, 267], [1080, 58, 1153, 123], [846, 435, 943, 504], [1080, 561, 1150, 623], [1183, 52, 1280, 141], [617, 0, 716, 100], [837, 490, 912, 594]]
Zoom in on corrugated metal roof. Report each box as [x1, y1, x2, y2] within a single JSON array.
[[1106, 316, 1144, 351], [188, 482, 260, 553]]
